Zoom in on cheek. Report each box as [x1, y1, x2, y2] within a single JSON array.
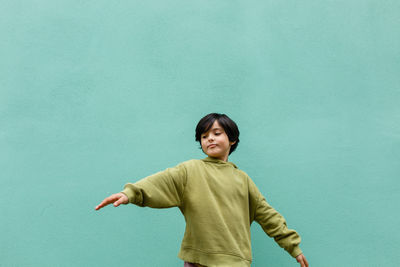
[[200, 141, 207, 149], [220, 136, 230, 145]]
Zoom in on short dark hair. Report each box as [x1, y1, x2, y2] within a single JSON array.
[[195, 113, 240, 155]]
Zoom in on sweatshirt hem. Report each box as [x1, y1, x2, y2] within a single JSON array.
[[179, 246, 251, 267]]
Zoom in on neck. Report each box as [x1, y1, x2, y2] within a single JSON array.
[[208, 155, 228, 162]]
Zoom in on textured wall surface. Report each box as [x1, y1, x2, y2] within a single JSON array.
[[1, 1, 399, 266]]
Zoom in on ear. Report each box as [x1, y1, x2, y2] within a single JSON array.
[[230, 140, 236, 145]]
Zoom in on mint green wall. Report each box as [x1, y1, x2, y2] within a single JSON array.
[[1, 1, 399, 266]]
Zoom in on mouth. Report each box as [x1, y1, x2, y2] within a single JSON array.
[[208, 144, 217, 148]]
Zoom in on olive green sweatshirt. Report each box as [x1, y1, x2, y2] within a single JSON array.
[[121, 157, 302, 267]]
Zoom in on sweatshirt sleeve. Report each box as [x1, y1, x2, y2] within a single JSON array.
[[248, 177, 303, 258], [121, 162, 187, 208]]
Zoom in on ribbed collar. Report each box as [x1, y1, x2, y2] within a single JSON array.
[[202, 156, 238, 169]]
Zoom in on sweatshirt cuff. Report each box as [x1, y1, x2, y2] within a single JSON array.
[[121, 186, 135, 203], [289, 246, 303, 258]]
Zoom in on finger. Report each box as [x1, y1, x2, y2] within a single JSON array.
[[304, 256, 309, 267], [298, 258, 304, 267], [300, 256, 307, 267], [95, 194, 119, 210], [113, 197, 125, 207], [115, 194, 129, 206]]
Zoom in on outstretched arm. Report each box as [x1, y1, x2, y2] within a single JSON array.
[[247, 176, 304, 259], [95, 193, 128, 210], [95, 161, 187, 210], [296, 253, 309, 267]]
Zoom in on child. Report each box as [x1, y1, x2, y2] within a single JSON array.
[[95, 113, 309, 267]]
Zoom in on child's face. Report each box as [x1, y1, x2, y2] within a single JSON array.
[[200, 120, 236, 162]]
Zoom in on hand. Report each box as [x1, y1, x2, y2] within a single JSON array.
[[95, 193, 129, 210], [296, 253, 309, 267]]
